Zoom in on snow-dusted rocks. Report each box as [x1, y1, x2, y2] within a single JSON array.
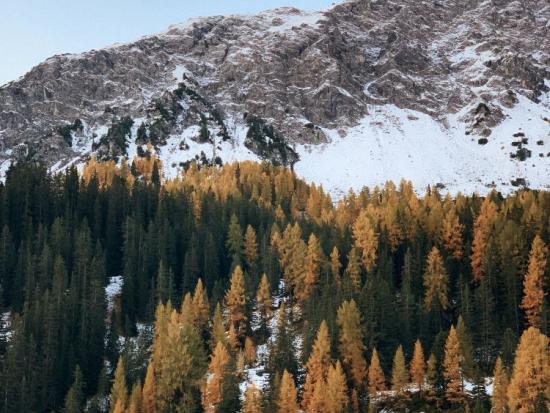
[[0, 0, 548, 195]]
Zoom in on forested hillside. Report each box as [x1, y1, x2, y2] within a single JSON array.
[[0, 158, 548, 413]]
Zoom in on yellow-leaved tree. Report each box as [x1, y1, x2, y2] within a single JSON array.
[[443, 325, 466, 405], [521, 235, 547, 328], [336, 299, 367, 391], [353, 210, 379, 272], [302, 321, 332, 411], [423, 246, 449, 311], [507, 327, 550, 413], [277, 370, 299, 413], [409, 339, 425, 395]]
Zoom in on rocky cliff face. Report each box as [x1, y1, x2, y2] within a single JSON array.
[[0, 0, 549, 194]]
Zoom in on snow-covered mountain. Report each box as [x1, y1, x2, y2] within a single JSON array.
[[0, 0, 549, 195]]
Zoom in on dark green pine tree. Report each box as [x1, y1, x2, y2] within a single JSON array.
[[0, 226, 15, 309], [267, 302, 299, 383], [156, 260, 174, 304], [226, 214, 243, 271], [182, 233, 200, 294]]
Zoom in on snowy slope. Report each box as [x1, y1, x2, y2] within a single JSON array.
[[295, 92, 550, 196]]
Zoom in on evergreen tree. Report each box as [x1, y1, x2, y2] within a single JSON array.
[[268, 302, 298, 383], [226, 214, 243, 270], [457, 315, 475, 380], [345, 247, 362, 290], [425, 352, 439, 401]]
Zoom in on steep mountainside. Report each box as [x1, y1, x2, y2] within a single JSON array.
[[0, 0, 549, 195]]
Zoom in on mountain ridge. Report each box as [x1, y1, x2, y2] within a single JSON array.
[[0, 0, 549, 195]]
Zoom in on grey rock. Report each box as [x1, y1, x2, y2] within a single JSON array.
[[0, 0, 548, 171]]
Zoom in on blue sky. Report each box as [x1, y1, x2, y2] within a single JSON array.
[[0, 0, 338, 85]]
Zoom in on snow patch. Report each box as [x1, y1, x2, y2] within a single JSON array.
[[106, 275, 123, 312]]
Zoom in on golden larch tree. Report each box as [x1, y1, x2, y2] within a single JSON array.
[[336, 299, 367, 389], [353, 210, 379, 272], [180, 292, 194, 326], [491, 356, 509, 413], [244, 336, 256, 365], [127, 381, 143, 413], [112, 400, 125, 413], [211, 303, 226, 348], [521, 235, 547, 328], [507, 327, 550, 413], [225, 265, 247, 337], [325, 361, 349, 413], [243, 384, 263, 413], [256, 273, 273, 320], [277, 370, 299, 413], [471, 197, 498, 282], [227, 322, 239, 352], [423, 246, 449, 310], [443, 325, 466, 405], [410, 339, 426, 394], [244, 225, 258, 271], [302, 321, 332, 411], [391, 345, 409, 394], [368, 348, 386, 395], [330, 246, 342, 285], [441, 208, 464, 260], [110, 357, 128, 413], [192, 278, 209, 331], [309, 377, 327, 413], [274, 223, 306, 296], [202, 341, 231, 413], [301, 233, 323, 302], [142, 361, 155, 413]]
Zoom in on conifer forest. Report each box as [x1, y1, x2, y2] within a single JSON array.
[[0, 157, 548, 413]]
